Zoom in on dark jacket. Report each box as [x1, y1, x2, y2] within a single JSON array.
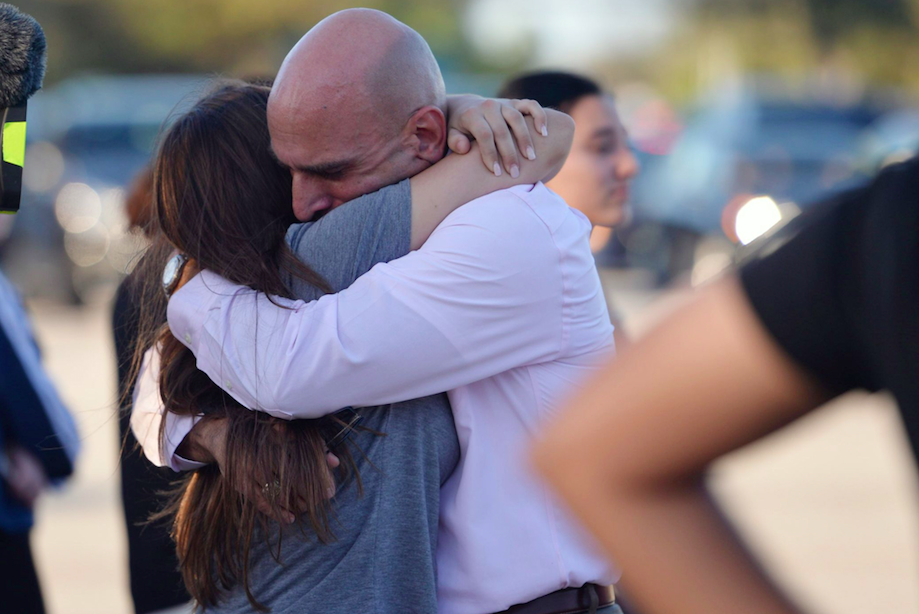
[[0, 271, 79, 534]]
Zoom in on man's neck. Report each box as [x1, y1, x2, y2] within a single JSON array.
[[590, 226, 613, 254]]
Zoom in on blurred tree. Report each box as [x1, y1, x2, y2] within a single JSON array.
[[806, 0, 912, 48], [686, 0, 919, 96], [13, 0, 470, 83], [699, 0, 917, 49], [11, 0, 919, 99]]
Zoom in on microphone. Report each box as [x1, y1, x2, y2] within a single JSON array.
[[0, 3, 46, 213]]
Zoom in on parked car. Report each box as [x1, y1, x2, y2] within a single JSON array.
[[606, 90, 881, 284], [1, 75, 208, 303]]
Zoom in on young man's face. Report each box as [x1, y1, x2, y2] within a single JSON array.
[[547, 94, 640, 228]]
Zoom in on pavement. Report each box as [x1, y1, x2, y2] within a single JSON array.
[[22, 270, 919, 614]]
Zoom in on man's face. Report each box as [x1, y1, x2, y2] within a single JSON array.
[[547, 95, 640, 228], [268, 99, 415, 222]]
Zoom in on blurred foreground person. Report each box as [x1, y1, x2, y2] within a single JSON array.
[[113, 167, 191, 614], [499, 71, 640, 254], [0, 269, 80, 614], [532, 157, 919, 614]]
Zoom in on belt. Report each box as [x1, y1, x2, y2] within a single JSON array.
[[499, 584, 615, 614]]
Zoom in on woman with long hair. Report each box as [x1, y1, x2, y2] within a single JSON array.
[[129, 80, 573, 612]]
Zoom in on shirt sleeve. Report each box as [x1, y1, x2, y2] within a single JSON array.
[[133, 180, 411, 471], [130, 345, 206, 472], [167, 191, 565, 418], [740, 159, 919, 397]]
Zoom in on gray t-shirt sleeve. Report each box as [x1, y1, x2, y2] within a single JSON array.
[[283, 178, 411, 299]]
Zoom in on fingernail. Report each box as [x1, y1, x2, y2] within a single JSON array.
[[526, 146, 536, 161], [493, 162, 502, 177], [541, 125, 548, 137], [510, 164, 519, 178]]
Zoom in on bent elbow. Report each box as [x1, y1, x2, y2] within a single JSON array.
[[542, 111, 576, 182], [130, 411, 164, 467], [262, 378, 328, 420]]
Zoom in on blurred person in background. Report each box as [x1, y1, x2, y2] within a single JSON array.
[[498, 71, 640, 255], [531, 156, 919, 614], [0, 265, 80, 614], [129, 77, 570, 613], [112, 166, 191, 614]]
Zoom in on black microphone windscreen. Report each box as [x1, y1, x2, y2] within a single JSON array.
[[0, 3, 46, 108]]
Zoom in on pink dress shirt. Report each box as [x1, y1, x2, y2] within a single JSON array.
[[137, 183, 618, 613]]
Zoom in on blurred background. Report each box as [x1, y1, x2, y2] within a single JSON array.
[[4, 0, 919, 612]]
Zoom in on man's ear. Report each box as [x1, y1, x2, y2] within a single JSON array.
[[402, 105, 447, 164]]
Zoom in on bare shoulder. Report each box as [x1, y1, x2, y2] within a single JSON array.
[[426, 184, 564, 269]]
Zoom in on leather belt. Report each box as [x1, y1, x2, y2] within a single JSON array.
[[499, 583, 615, 614]]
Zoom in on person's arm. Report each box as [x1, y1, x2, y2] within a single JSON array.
[[167, 190, 566, 420], [139, 98, 565, 469], [0, 273, 79, 483], [445, 94, 550, 177], [531, 277, 825, 614], [529, 158, 919, 614], [129, 345, 207, 470], [409, 109, 573, 249]]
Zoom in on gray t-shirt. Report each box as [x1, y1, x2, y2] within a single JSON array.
[[213, 179, 460, 614]]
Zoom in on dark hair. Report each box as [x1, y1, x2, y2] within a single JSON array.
[[128, 81, 357, 612], [124, 166, 155, 238], [498, 71, 605, 115]]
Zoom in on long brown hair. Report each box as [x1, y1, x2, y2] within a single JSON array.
[[130, 81, 356, 612]]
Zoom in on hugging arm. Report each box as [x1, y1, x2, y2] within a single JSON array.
[[167, 193, 563, 422], [445, 94, 550, 177], [409, 109, 573, 250], [132, 98, 570, 469]]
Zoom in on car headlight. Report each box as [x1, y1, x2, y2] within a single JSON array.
[[734, 196, 783, 245]]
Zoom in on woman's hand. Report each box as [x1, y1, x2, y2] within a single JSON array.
[[409, 109, 575, 250], [446, 95, 549, 178], [179, 417, 339, 525]]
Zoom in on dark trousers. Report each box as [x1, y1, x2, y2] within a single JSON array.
[[114, 277, 190, 614], [0, 529, 46, 614], [119, 417, 190, 614]]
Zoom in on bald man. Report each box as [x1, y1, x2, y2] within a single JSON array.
[[143, 9, 621, 614], [268, 9, 534, 221]]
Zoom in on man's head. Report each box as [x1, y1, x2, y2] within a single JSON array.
[[269, 9, 448, 221], [499, 71, 639, 228]]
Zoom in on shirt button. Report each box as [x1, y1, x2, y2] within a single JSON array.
[[225, 381, 233, 391], [184, 333, 191, 344]]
